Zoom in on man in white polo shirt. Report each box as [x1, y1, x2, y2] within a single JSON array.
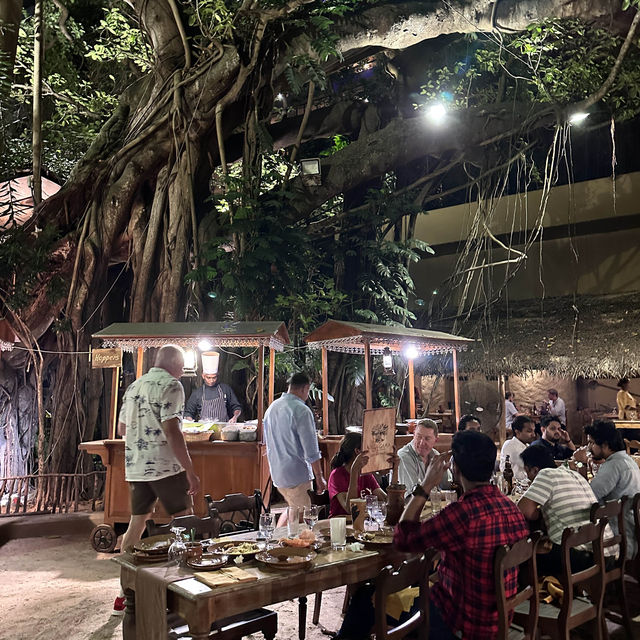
[[500, 415, 536, 481]]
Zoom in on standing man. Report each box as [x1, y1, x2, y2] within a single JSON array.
[[184, 351, 242, 423], [547, 388, 566, 426], [397, 419, 451, 495], [394, 431, 528, 640], [575, 420, 640, 558], [113, 345, 200, 614], [504, 392, 520, 432], [500, 415, 536, 481], [263, 372, 327, 526], [531, 415, 575, 460]]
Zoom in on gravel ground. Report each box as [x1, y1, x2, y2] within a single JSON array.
[[0, 533, 346, 640]]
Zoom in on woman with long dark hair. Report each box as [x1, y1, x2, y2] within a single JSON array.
[[327, 432, 387, 517]]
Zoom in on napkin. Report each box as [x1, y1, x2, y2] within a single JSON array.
[[195, 566, 258, 587]]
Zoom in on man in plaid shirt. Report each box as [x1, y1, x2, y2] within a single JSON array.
[[394, 430, 529, 639]]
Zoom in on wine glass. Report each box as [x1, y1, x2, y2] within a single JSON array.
[[373, 502, 387, 532], [303, 505, 319, 530], [259, 512, 275, 549], [365, 495, 378, 528], [168, 526, 187, 565]]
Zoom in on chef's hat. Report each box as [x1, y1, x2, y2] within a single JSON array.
[[201, 351, 220, 374]]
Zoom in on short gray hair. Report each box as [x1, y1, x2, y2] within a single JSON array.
[[155, 344, 185, 371], [415, 419, 439, 437]]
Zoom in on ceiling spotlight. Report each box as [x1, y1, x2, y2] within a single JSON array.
[[568, 111, 589, 125], [276, 93, 284, 101], [404, 345, 419, 360], [425, 103, 446, 124], [198, 339, 213, 351]]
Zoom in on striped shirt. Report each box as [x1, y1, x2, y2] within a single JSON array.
[[522, 466, 617, 556]]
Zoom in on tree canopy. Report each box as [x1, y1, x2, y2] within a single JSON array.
[[1, 0, 639, 473]]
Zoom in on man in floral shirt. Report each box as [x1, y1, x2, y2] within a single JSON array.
[[394, 431, 528, 639], [112, 345, 200, 614]]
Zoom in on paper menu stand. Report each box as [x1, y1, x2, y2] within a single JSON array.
[[360, 407, 396, 474]]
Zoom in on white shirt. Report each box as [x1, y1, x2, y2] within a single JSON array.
[[505, 400, 518, 428], [499, 437, 528, 481], [548, 397, 566, 424], [119, 367, 185, 481]]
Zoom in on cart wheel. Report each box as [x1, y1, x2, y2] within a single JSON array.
[[90, 524, 118, 553]]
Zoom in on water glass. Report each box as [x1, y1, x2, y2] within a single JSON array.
[[430, 489, 442, 513], [365, 494, 378, 526], [330, 517, 347, 551], [303, 505, 319, 529], [168, 526, 188, 565], [260, 512, 275, 548], [287, 506, 300, 537], [373, 502, 387, 531], [443, 490, 457, 505]]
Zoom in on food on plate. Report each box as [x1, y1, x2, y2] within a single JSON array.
[[215, 542, 262, 555], [299, 529, 316, 541], [281, 530, 317, 547]]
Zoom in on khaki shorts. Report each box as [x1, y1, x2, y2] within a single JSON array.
[[129, 471, 191, 515], [277, 481, 312, 509]]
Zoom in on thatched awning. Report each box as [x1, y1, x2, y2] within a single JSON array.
[[422, 293, 640, 379]]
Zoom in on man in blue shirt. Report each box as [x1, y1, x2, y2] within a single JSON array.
[[263, 372, 327, 526], [575, 420, 640, 558]]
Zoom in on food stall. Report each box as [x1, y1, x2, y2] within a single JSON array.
[[304, 320, 472, 475], [80, 321, 289, 551]]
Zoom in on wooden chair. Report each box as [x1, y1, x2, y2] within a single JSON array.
[[590, 498, 633, 639], [373, 550, 438, 640], [496, 533, 540, 640], [146, 514, 220, 539], [205, 490, 264, 535], [627, 493, 640, 585], [306, 490, 331, 625], [624, 439, 640, 455], [168, 608, 277, 640], [536, 521, 607, 640]]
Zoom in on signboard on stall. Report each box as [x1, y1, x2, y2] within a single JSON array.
[[91, 348, 123, 369], [361, 407, 396, 474]]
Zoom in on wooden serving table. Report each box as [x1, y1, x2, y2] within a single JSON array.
[[114, 529, 410, 640], [80, 439, 269, 550], [613, 420, 640, 431]]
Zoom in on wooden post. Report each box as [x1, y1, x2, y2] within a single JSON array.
[[257, 344, 265, 439], [136, 347, 144, 379], [109, 367, 119, 439], [499, 375, 507, 444], [321, 347, 329, 435], [268, 347, 275, 406], [452, 350, 460, 428], [364, 341, 373, 410], [408, 358, 416, 419]]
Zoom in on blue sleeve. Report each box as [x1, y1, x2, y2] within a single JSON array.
[[298, 406, 321, 463]]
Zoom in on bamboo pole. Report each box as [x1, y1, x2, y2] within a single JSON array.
[[364, 341, 373, 410], [321, 347, 329, 435], [408, 358, 416, 419], [32, 0, 44, 204], [452, 349, 461, 428], [257, 344, 265, 438], [136, 347, 144, 379], [499, 375, 507, 444], [268, 347, 275, 406]]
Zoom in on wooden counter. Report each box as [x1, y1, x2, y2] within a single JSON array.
[[80, 439, 268, 535]]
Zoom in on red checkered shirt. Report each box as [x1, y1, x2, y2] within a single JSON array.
[[394, 484, 528, 640]]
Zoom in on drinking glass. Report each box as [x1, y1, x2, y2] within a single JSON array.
[[330, 517, 347, 551], [303, 505, 319, 529], [430, 489, 442, 513], [168, 526, 188, 565], [373, 502, 387, 531], [259, 512, 275, 549], [365, 494, 378, 527], [287, 506, 300, 537], [443, 490, 457, 505]]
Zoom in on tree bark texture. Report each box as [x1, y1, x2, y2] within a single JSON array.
[[2, 0, 633, 474]]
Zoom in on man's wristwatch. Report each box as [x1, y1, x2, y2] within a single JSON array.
[[411, 483, 429, 500]]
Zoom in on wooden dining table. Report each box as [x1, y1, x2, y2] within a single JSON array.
[[113, 528, 412, 640]]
